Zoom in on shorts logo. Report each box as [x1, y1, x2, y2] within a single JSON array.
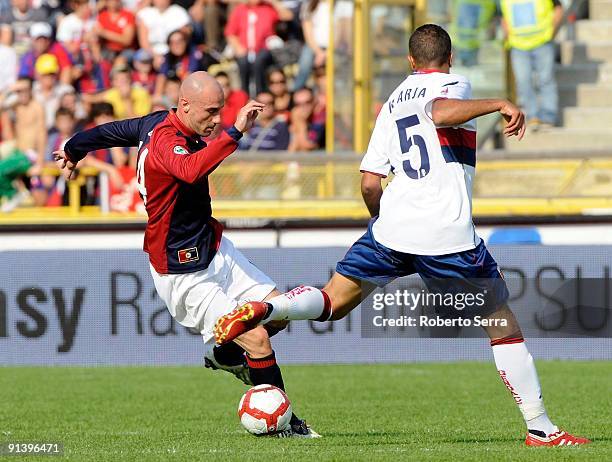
[[173, 145, 189, 155], [178, 247, 199, 264]]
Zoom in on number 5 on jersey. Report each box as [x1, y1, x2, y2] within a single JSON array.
[[396, 114, 430, 179]]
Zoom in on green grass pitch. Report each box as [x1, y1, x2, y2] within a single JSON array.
[[1, 361, 610, 461]]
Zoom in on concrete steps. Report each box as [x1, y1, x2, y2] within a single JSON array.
[[576, 20, 612, 42], [591, 0, 612, 19], [503, 0, 612, 152], [561, 41, 612, 64], [563, 107, 612, 129], [559, 83, 612, 107], [556, 63, 612, 85], [505, 128, 612, 151]]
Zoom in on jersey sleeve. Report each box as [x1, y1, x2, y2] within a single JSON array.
[[360, 105, 391, 177], [155, 129, 241, 184], [424, 75, 472, 120], [64, 117, 143, 162]]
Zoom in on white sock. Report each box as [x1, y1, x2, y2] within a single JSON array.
[[264, 286, 330, 322], [491, 340, 558, 435]]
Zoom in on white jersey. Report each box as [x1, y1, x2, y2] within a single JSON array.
[[360, 71, 480, 255]]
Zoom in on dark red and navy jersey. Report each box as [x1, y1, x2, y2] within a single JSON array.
[[64, 110, 243, 274]]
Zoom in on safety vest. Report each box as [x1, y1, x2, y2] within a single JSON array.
[[500, 0, 555, 50], [451, 0, 497, 51]]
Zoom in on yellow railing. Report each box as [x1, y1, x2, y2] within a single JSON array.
[[350, 0, 427, 152], [39, 166, 102, 216], [0, 156, 610, 225]]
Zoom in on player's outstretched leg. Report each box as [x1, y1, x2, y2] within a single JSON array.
[[214, 285, 331, 344], [234, 325, 321, 438], [214, 273, 370, 345], [213, 300, 270, 345], [483, 305, 591, 446]]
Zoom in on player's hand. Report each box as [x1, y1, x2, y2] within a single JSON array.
[[500, 100, 526, 140], [52, 150, 78, 180], [234, 100, 265, 133]]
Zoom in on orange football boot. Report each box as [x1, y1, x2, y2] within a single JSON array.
[[214, 301, 269, 344]]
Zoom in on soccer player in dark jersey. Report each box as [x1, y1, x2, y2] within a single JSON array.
[[53, 71, 319, 438]]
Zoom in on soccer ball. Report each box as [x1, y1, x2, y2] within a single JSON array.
[[238, 384, 292, 435]]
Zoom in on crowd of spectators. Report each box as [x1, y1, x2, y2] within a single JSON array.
[[0, 0, 329, 212]]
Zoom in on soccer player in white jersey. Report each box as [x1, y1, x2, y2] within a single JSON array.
[[216, 24, 591, 446]]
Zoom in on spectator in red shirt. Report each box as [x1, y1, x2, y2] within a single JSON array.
[[94, 0, 137, 60], [224, 0, 293, 96], [215, 71, 249, 130], [18, 22, 73, 85]]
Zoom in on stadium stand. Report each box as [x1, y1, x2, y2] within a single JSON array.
[[0, 0, 610, 226]]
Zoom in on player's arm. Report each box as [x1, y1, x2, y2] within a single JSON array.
[[431, 98, 526, 140], [359, 105, 390, 217], [361, 172, 384, 217], [54, 117, 143, 177], [160, 100, 264, 184], [158, 129, 242, 184]]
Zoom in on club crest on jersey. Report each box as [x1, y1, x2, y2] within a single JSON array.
[[173, 145, 189, 155], [178, 247, 199, 263]]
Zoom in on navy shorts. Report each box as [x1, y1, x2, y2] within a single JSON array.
[[336, 219, 509, 318]]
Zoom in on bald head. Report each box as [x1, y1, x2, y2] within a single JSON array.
[[179, 71, 222, 103], [177, 71, 224, 137]]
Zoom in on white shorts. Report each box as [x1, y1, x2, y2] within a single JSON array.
[[150, 236, 276, 343]]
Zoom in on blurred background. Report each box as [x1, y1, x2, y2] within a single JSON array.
[[0, 0, 611, 365]]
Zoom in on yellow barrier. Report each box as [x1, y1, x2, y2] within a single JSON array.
[[1, 157, 611, 225]]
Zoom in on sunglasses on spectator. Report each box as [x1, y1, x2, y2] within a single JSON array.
[[269, 79, 286, 84]]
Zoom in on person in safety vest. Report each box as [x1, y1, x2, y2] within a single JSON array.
[[450, 0, 496, 67], [500, 0, 563, 129]]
